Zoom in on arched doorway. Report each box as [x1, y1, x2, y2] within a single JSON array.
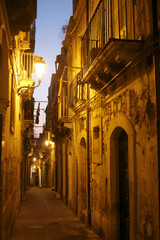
[[79, 137, 87, 211], [110, 127, 131, 240], [119, 130, 129, 239], [108, 115, 136, 240]]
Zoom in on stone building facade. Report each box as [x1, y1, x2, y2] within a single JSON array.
[[47, 0, 160, 239], [0, 1, 37, 239]]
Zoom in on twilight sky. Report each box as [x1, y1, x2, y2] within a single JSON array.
[[33, 0, 72, 137]]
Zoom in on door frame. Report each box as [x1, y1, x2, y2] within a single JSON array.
[[107, 114, 136, 240]]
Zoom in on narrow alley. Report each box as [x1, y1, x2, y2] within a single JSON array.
[[1, 0, 160, 239], [10, 188, 101, 240]]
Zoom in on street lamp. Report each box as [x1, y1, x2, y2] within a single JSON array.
[[17, 55, 46, 99], [34, 55, 46, 87], [45, 140, 55, 149]]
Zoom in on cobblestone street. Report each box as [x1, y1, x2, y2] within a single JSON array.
[[10, 188, 101, 240]]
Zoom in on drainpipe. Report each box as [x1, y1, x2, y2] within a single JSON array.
[[86, 0, 91, 227], [0, 115, 3, 239], [152, 0, 160, 229]]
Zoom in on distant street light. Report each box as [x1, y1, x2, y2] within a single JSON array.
[[45, 140, 55, 149]]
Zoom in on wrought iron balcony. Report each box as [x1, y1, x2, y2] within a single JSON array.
[[17, 52, 35, 98], [23, 99, 34, 132], [5, 0, 37, 36], [21, 52, 34, 80], [82, 0, 143, 90], [69, 70, 86, 111], [58, 96, 71, 123], [24, 100, 34, 121]]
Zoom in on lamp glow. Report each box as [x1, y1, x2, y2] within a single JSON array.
[[17, 55, 46, 99], [45, 140, 55, 149], [45, 141, 49, 146], [34, 56, 46, 81]]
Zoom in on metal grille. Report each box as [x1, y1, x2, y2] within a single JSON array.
[[58, 96, 69, 119], [21, 52, 34, 79], [82, 0, 137, 75], [69, 70, 84, 108]]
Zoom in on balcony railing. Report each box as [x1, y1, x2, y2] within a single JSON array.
[[17, 52, 34, 98], [21, 52, 34, 80], [82, 0, 138, 75], [69, 70, 85, 109], [58, 96, 70, 121], [24, 100, 34, 120]]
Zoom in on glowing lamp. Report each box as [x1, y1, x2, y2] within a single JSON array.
[[45, 141, 49, 146], [17, 55, 46, 99], [45, 140, 55, 149], [34, 56, 46, 81]]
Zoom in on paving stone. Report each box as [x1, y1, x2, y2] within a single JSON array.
[[10, 187, 101, 240]]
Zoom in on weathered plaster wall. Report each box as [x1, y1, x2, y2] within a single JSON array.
[[2, 87, 22, 240], [89, 59, 159, 239], [66, 1, 160, 239]]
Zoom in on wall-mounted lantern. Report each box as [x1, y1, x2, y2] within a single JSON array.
[[34, 56, 46, 83], [17, 55, 46, 99], [44, 131, 55, 150], [45, 140, 55, 149]]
